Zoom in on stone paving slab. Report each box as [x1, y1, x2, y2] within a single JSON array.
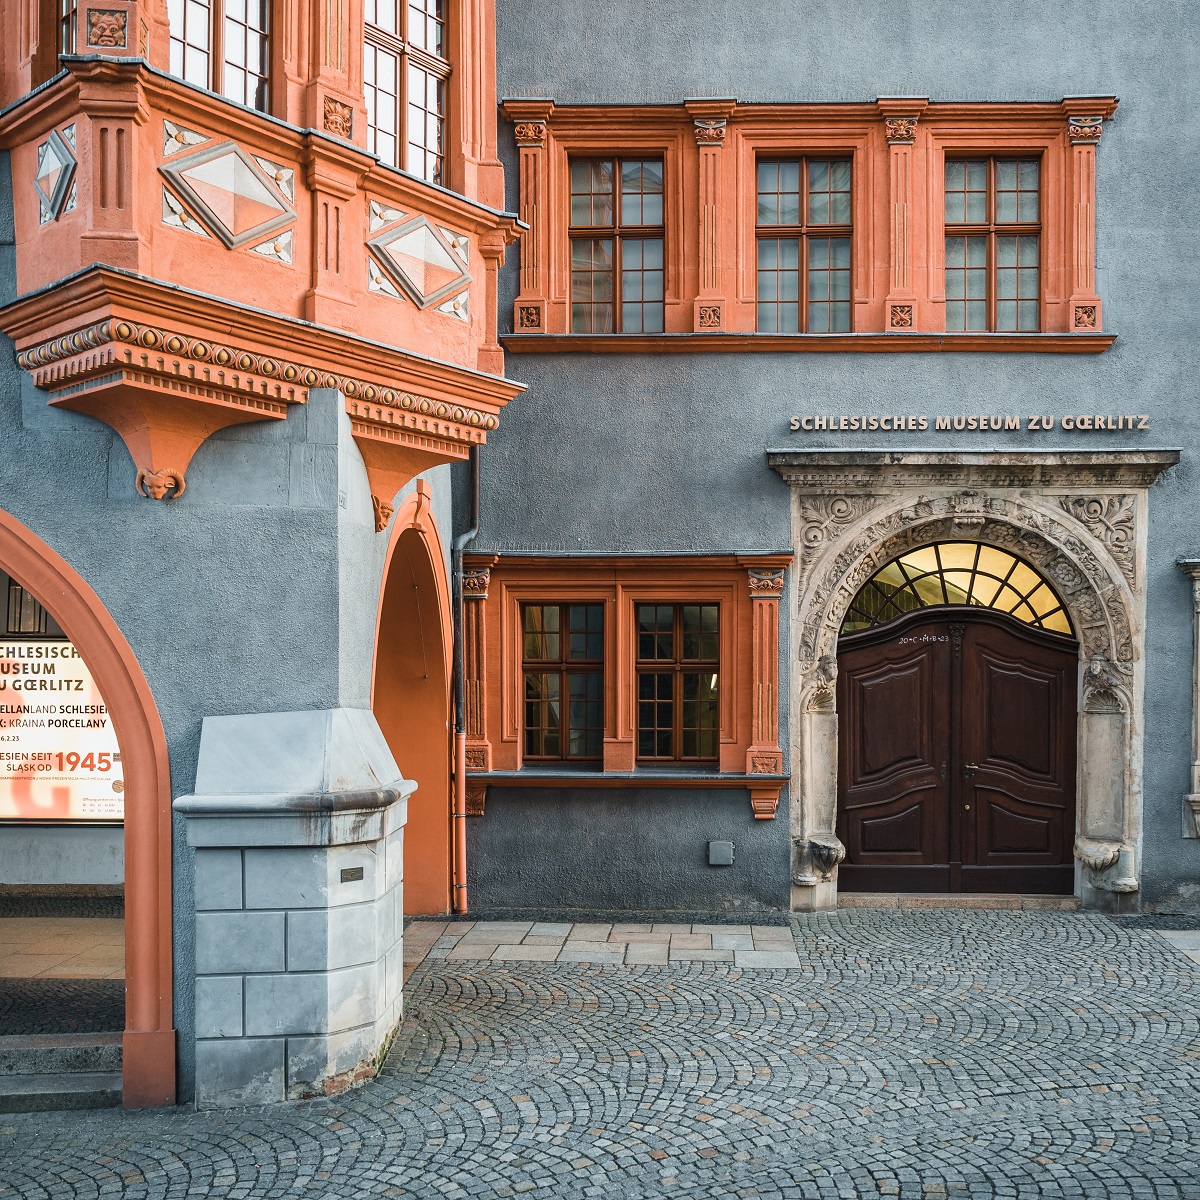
[[3, 910, 1200, 1198], [402, 921, 814, 968]]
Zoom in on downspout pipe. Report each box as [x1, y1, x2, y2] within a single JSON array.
[[450, 445, 480, 913]]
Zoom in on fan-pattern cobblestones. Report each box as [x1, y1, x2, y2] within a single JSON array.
[[2, 910, 1199, 1199]]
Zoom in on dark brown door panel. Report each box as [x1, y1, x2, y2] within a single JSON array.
[[838, 608, 1077, 894]]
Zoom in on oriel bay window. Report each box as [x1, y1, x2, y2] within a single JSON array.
[[945, 158, 1041, 332], [364, 0, 449, 183], [756, 158, 852, 332], [569, 159, 665, 333], [522, 604, 604, 762], [637, 604, 719, 763], [167, 0, 270, 111]]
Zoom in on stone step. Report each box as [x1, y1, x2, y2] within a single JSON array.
[[0, 1032, 122, 1077], [0, 1071, 121, 1112], [839, 892, 1082, 911]]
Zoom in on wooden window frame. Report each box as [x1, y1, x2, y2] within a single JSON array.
[[520, 601, 604, 764], [754, 156, 854, 333], [944, 155, 1042, 333], [635, 602, 721, 764], [461, 555, 791, 818], [364, 0, 451, 185], [502, 97, 1116, 349], [166, 0, 272, 113], [568, 156, 666, 334]]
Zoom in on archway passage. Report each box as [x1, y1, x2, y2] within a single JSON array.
[[837, 543, 1078, 894], [373, 498, 453, 915], [0, 509, 174, 1106]]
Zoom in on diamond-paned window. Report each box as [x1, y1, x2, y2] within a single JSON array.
[[367, 215, 471, 308], [160, 141, 295, 249], [34, 129, 77, 223]]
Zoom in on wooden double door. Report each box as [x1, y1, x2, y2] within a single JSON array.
[[837, 609, 1078, 894]]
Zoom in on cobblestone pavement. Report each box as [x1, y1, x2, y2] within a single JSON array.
[[2, 910, 1200, 1199]]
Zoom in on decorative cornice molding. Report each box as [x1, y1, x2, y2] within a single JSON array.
[[767, 450, 1181, 492], [503, 332, 1118, 355]]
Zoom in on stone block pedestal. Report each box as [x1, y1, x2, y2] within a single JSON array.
[[176, 708, 414, 1109]]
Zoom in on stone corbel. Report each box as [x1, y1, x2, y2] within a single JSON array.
[[792, 833, 846, 886], [1074, 836, 1138, 894], [684, 98, 736, 332], [876, 97, 928, 331], [1178, 559, 1200, 835]]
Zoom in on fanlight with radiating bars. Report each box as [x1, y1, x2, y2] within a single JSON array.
[[840, 542, 1074, 635]]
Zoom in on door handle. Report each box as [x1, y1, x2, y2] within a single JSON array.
[[940, 761, 947, 783], [963, 762, 979, 777]]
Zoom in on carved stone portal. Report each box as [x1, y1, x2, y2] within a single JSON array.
[[768, 450, 1179, 914]]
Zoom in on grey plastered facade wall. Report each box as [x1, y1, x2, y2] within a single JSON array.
[[0, 147, 451, 1095], [478, 1, 1200, 910]]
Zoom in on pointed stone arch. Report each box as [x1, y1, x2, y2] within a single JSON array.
[[767, 451, 1179, 912]]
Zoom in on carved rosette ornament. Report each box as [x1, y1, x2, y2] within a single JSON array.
[[513, 122, 547, 147], [462, 568, 490, 599], [693, 119, 727, 146], [1068, 116, 1104, 143], [884, 117, 918, 144]]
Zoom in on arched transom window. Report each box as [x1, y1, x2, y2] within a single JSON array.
[[841, 541, 1073, 636]]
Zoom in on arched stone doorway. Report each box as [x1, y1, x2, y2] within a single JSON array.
[[767, 451, 1179, 913], [0, 509, 175, 1106], [372, 483, 453, 914], [836, 541, 1080, 893]]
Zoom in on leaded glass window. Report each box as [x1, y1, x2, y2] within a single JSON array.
[[841, 542, 1072, 635], [569, 159, 664, 333], [522, 604, 604, 761], [945, 158, 1041, 332], [756, 158, 852, 333]]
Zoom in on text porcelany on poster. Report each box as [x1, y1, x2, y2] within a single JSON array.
[[0, 640, 124, 822], [789, 413, 1151, 432]]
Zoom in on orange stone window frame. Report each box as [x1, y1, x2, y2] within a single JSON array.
[[462, 554, 791, 818], [501, 95, 1117, 352]]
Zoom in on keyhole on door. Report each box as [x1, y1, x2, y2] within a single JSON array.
[[940, 761, 947, 782]]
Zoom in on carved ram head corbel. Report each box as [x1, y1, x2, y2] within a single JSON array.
[[135, 468, 186, 501]]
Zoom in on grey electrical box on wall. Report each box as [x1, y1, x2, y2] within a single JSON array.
[[708, 841, 735, 866]]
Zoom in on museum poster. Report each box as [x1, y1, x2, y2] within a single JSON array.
[[0, 637, 125, 821]]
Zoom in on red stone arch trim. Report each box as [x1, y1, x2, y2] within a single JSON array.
[[0, 509, 175, 1107], [371, 479, 455, 913]]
